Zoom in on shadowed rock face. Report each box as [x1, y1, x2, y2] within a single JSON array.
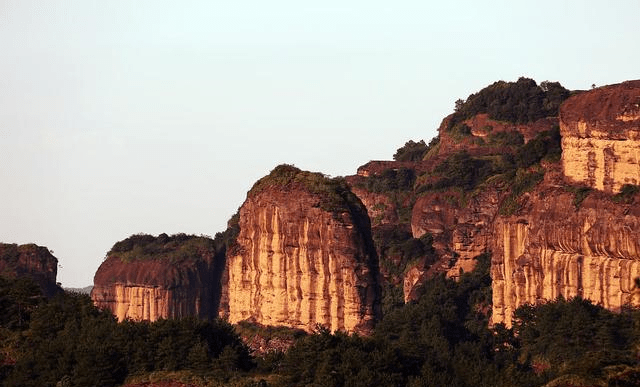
[[411, 187, 502, 277], [560, 80, 640, 193], [91, 235, 224, 322], [0, 243, 61, 297], [219, 166, 381, 335]]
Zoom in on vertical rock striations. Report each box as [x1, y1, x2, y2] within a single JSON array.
[[220, 165, 381, 334], [493, 81, 640, 326], [491, 189, 640, 326], [91, 234, 224, 321], [560, 80, 640, 193]]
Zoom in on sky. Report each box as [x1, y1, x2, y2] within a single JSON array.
[[1, 0, 639, 287]]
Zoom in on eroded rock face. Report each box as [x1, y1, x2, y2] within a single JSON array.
[[411, 188, 501, 277], [491, 81, 640, 326], [220, 166, 381, 334], [91, 235, 223, 322], [0, 243, 61, 297], [560, 81, 640, 193], [491, 187, 640, 327]]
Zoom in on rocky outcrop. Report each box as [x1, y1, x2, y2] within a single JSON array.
[[560, 81, 640, 193], [492, 81, 640, 326], [412, 188, 501, 262], [349, 185, 399, 226], [437, 113, 557, 158], [219, 165, 381, 334], [491, 187, 640, 326], [91, 234, 224, 321], [408, 186, 503, 294], [0, 243, 61, 297]]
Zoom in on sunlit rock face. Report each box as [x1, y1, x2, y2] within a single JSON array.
[[0, 243, 61, 297], [560, 80, 640, 193], [491, 81, 640, 327], [219, 166, 381, 335], [491, 185, 640, 327], [91, 236, 223, 322]]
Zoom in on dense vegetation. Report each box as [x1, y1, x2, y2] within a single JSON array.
[[360, 168, 416, 193], [271, 254, 640, 387], [108, 233, 220, 263], [408, 125, 562, 218], [372, 225, 437, 313], [393, 137, 440, 162], [248, 164, 365, 217], [448, 77, 570, 129], [2, 257, 639, 387], [0, 277, 251, 387]]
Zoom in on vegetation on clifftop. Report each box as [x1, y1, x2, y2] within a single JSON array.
[[107, 228, 239, 264], [107, 233, 217, 263], [448, 77, 570, 129], [248, 164, 366, 218]]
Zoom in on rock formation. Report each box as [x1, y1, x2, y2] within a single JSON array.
[[560, 80, 640, 193], [492, 81, 640, 326], [91, 234, 224, 321], [411, 187, 502, 277], [349, 79, 640, 324], [85, 78, 640, 331], [219, 165, 381, 334], [491, 187, 640, 326], [0, 243, 61, 297]]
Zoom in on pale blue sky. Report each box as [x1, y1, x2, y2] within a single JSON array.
[[1, 0, 639, 287]]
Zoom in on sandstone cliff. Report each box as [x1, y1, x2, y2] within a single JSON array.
[[91, 234, 224, 321], [491, 186, 640, 326], [560, 80, 640, 193], [492, 81, 640, 326], [350, 79, 640, 321], [219, 165, 381, 334], [0, 243, 61, 297]]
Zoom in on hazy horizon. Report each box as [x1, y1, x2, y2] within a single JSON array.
[[2, 0, 639, 287]]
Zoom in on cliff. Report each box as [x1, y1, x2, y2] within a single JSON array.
[[0, 243, 61, 297], [349, 79, 640, 322], [491, 186, 640, 326], [91, 234, 224, 321], [219, 165, 381, 334], [560, 80, 640, 193], [492, 81, 640, 326]]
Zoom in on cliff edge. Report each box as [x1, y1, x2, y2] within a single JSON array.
[[0, 243, 61, 297], [91, 233, 225, 321], [219, 165, 381, 334], [493, 80, 640, 326]]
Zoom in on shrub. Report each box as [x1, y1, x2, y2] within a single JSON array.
[[362, 168, 416, 193], [612, 184, 639, 204], [394, 140, 428, 162], [248, 164, 365, 217], [448, 77, 570, 129], [487, 130, 524, 147], [107, 233, 219, 263]]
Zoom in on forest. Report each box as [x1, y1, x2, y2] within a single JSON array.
[[2, 254, 639, 387]]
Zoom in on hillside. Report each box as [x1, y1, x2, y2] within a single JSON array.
[[3, 77, 640, 387]]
